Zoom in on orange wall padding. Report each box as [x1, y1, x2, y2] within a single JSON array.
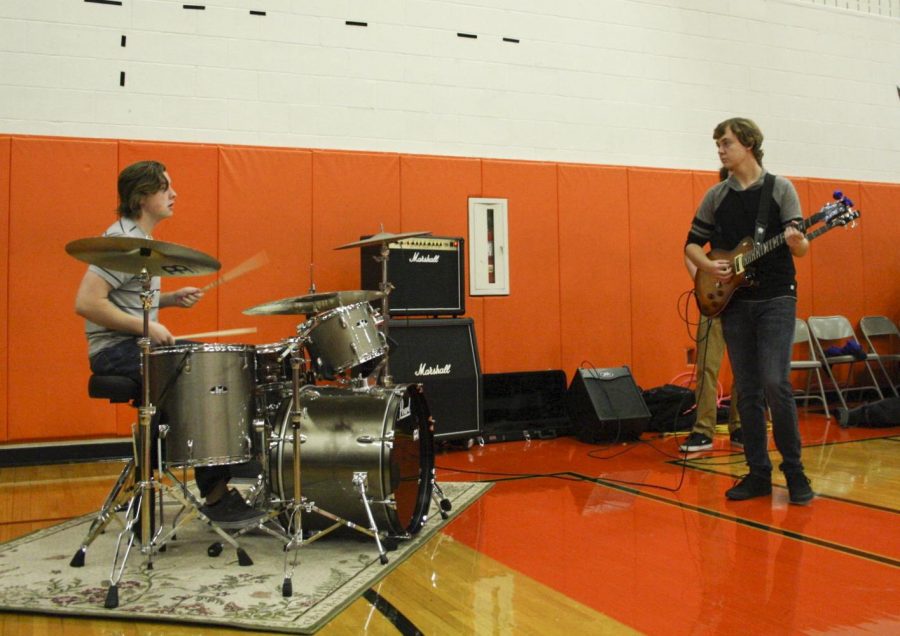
[[481, 160, 562, 372], [399, 155, 485, 359], [218, 146, 314, 346], [558, 164, 632, 374], [628, 169, 698, 387], [0, 137, 9, 442], [1, 134, 897, 443], [8, 137, 120, 441], [312, 151, 402, 294], [860, 183, 900, 317]]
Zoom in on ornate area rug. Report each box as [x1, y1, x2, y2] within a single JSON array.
[[0, 481, 489, 634]]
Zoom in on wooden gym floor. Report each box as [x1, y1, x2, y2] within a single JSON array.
[[1, 410, 899, 635]]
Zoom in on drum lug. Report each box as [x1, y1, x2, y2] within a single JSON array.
[[300, 388, 322, 400], [356, 435, 375, 444]]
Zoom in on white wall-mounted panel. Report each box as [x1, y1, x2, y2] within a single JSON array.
[[468, 197, 509, 296]]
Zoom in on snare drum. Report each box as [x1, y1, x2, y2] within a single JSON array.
[[254, 340, 295, 388], [253, 338, 305, 421], [149, 343, 254, 467], [270, 384, 434, 537], [303, 302, 386, 378]]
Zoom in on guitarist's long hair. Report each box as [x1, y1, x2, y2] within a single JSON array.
[[714, 117, 764, 165]]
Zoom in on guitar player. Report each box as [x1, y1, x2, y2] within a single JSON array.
[[684, 117, 814, 505]]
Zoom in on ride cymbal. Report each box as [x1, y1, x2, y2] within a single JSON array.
[[334, 231, 431, 250], [66, 236, 220, 277], [243, 290, 385, 315]]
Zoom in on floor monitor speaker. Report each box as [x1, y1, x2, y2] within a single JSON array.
[[566, 367, 650, 443], [387, 318, 482, 440]]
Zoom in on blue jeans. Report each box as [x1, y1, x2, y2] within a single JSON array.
[[90, 338, 229, 498], [721, 297, 804, 477]]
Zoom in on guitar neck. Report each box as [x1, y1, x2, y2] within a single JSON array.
[[741, 212, 820, 268]]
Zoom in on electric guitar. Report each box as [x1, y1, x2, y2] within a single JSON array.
[[694, 196, 860, 317]]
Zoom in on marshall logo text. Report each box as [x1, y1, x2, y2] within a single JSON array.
[[409, 252, 440, 263], [415, 362, 452, 376]]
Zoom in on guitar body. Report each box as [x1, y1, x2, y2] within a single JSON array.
[[694, 238, 755, 317], [692, 199, 859, 318]]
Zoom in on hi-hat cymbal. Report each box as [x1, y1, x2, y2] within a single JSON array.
[[334, 231, 431, 250], [66, 236, 221, 277], [243, 290, 386, 315]]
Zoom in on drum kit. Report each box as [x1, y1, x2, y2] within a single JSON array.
[[64, 230, 452, 608]]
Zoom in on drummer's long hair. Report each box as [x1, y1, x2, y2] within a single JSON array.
[[117, 160, 169, 219]]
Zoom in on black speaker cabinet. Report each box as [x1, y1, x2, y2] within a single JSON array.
[[361, 236, 464, 316], [566, 367, 650, 443], [387, 318, 481, 439], [482, 370, 573, 441]]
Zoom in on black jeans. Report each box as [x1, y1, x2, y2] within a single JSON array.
[[721, 297, 804, 477], [90, 338, 229, 498]]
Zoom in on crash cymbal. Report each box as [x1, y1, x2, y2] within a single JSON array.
[[243, 290, 386, 315], [334, 230, 431, 250], [66, 236, 220, 277]]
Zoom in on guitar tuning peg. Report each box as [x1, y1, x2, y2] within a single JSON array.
[[832, 190, 843, 200]]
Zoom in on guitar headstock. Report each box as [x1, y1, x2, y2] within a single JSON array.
[[812, 191, 859, 227], [829, 191, 860, 228], [826, 207, 860, 229]]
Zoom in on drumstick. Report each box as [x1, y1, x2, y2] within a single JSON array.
[[177, 327, 257, 340], [201, 251, 270, 292]]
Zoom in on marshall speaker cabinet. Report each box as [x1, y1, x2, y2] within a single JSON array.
[[387, 318, 482, 440], [361, 236, 465, 316]]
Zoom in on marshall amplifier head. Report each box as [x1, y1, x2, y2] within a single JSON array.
[[387, 318, 482, 440], [360, 236, 465, 317]]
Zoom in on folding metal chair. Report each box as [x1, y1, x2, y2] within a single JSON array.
[[790, 318, 830, 419], [859, 315, 900, 397], [807, 315, 884, 410]]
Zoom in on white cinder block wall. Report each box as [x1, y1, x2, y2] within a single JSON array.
[[0, 0, 897, 182]]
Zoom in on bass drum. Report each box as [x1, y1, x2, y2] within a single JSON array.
[[270, 384, 434, 537]]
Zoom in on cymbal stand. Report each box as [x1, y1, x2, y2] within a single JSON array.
[[100, 269, 159, 608], [278, 331, 390, 598], [373, 239, 395, 386], [99, 271, 251, 609]]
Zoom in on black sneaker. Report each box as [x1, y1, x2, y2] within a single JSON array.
[[201, 489, 266, 528], [729, 428, 744, 448], [785, 472, 814, 505], [679, 432, 713, 452], [725, 473, 772, 500], [836, 408, 851, 428]]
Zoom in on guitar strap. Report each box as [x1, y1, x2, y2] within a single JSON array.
[[753, 172, 776, 246]]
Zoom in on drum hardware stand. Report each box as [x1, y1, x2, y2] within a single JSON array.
[[241, 416, 274, 511], [371, 237, 396, 387], [69, 457, 135, 568], [95, 270, 162, 608], [277, 344, 395, 598], [69, 272, 251, 610], [430, 477, 453, 520], [151, 427, 253, 564]]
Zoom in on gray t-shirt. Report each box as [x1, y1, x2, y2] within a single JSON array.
[[85, 218, 161, 357]]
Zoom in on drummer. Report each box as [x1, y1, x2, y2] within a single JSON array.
[[74, 160, 263, 527]]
